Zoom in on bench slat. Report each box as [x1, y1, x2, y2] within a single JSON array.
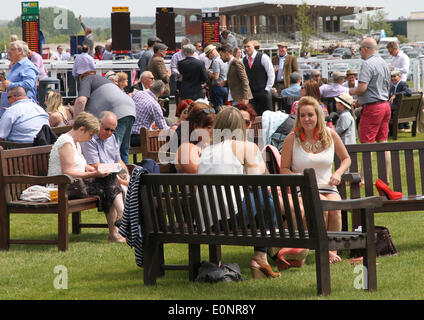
[[404, 149, 417, 195]]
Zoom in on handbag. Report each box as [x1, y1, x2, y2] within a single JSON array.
[[66, 178, 89, 199], [374, 226, 398, 257], [195, 261, 245, 283], [350, 225, 398, 258]]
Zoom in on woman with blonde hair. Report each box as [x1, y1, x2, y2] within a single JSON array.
[[45, 90, 73, 127], [280, 96, 351, 264], [48, 112, 126, 243], [115, 72, 129, 92], [198, 107, 281, 279]]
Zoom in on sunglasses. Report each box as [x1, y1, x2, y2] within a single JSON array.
[[202, 108, 216, 114], [183, 109, 189, 115], [103, 127, 116, 133]]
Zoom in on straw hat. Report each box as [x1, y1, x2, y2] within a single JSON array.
[[335, 93, 354, 110], [204, 44, 216, 55]]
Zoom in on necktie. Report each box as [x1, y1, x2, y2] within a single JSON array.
[[248, 56, 253, 69]]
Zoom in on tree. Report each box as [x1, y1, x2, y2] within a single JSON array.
[[369, 10, 393, 37], [295, 1, 316, 56]]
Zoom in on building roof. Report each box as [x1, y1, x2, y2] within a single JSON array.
[[171, 1, 383, 17]]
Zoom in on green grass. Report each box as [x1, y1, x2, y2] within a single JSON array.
[[1, 131, 424, 300]]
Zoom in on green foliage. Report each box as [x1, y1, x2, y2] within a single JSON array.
[[295, 1, 316, 55], [370, 10, 393, 37], [397, 35, 410, 44], [0, 7, 111, 46]]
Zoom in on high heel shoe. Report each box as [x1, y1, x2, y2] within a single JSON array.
[[274, 248, 309, 270], [250, 259, 281, 279], [375, 179, 403, 200]]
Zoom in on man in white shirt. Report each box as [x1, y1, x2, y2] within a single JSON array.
[[242, 38, 275, 115], [387, 41, 410, 82], [51, 45, 70, 61]]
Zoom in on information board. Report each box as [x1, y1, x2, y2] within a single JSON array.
[[22, 15, 41, 54], [21, 2, 41, 54], [202, 17, 219, 46]]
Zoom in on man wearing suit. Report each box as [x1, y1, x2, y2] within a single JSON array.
[[147, 43, 171, 117], [128, 71, 154, 96], [178, 44, 208, 101], [272, 42, 299, 96], [219, 44, 252, 105], [242, 38, 275, 115], [389, 70, 412, 132]]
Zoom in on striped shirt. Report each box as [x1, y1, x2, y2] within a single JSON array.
[[131, 90, 169, 134]]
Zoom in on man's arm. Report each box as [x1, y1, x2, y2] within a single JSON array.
[[73, 96, 88, 117], [262, 54, 276, 91], [291, 56, 299, 73], [349, 82, 368, 97]]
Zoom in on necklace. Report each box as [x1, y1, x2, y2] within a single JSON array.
[[298, 137, 322, 153]]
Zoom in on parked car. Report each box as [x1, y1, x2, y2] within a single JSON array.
[[331, 48, 352, 59]]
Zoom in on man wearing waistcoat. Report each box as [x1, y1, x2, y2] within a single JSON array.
[[242, 38, 275, 116]]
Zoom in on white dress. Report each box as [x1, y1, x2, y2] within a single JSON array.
[[291, 129, 338, 193], [48, 134, 87, 176]]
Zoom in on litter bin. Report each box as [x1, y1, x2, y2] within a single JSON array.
[[38, 77, 60, 109]]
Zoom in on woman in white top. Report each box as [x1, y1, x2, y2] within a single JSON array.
[[198, 106, 281, 279], [48, 112, 126, 243], [280, 96, 351, 263]]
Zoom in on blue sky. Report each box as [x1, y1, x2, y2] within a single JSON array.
[[2, 0, 422, 20]]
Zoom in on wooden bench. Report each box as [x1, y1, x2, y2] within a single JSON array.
[[336, 141, 424, 229], [129, 127, 172, 166], [390, 92, 423, 140], [0, 145, 107, 251], [139, 169, 382, 295], [0, 125, 72, 150]]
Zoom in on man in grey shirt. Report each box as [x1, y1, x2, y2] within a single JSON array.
[[349, 37, 391, 144], [350, 37, 391, 183], [74, 73, 136, 164]]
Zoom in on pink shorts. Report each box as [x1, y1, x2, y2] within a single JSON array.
[[359, 102, 391, 143]]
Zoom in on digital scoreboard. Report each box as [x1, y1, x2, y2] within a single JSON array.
[[21, 2, 41, 54], [201, 8, 219, 46]]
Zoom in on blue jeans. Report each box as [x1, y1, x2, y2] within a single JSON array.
[[238, 188, 278, 253], [114, 116, 135, 164], [210, 86, 228, 110]]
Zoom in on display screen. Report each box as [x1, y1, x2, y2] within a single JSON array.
[[22, 17, 40, 53], [202, 19, 219, 45]]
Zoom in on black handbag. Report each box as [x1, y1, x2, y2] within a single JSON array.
[[195, 261, 245, 283], [66, 178, 89, 199], [350, 225, 398, 258], [374, 226, 398, 257]]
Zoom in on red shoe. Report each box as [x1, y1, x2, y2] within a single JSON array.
[[275, 248, 309, 271], [375, 179, 403, 200]]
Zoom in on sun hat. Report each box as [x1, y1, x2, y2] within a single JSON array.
[[335, 92, 354, 110]]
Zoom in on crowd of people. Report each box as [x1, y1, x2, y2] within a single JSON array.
[[0, 27, 413, 278]]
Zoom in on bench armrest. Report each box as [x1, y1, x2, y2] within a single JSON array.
[[3, 174, 74, 186], [321, 196, 383, 211], [341, 172, 362, 184]]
